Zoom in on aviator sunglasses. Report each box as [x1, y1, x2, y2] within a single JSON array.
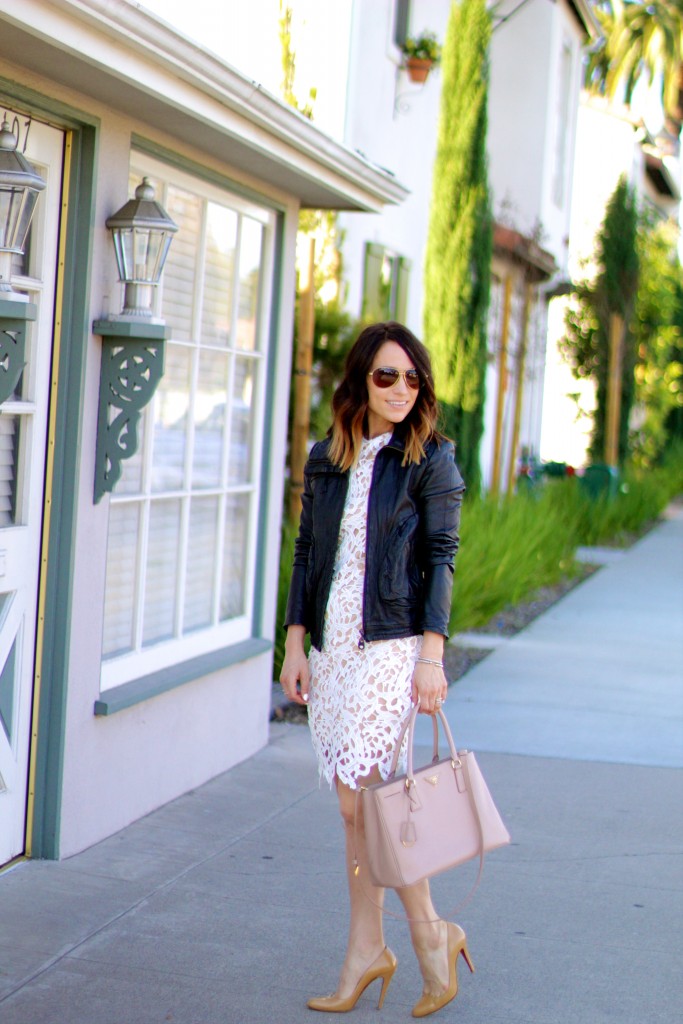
[[368, 366, 421, 390]]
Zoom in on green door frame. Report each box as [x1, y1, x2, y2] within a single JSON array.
[[25, 114, 97, 860]]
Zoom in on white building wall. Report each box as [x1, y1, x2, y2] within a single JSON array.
[[540, 96, 648, 467], [538, 8, 585, 274], [488, 2, 554, 239], [52, 89, 300, 855], [339, 0, 446, 334], [482, 1, 588, 484], [569, 100, 646, 268]]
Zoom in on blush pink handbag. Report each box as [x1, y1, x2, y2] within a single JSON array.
[[360, 705, 510, 889]]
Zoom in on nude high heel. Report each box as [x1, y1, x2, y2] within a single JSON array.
[[307, 946, 397, 1012], [411, 923, 474, 1018]]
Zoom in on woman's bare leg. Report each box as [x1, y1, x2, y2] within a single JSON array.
[[331, 770, 388, 997], [395, 880, 449, 996]]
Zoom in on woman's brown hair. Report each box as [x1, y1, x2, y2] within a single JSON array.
[[328, 321, 445, 470]]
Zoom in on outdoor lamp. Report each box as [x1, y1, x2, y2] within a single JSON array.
[[0, 117, 44, 405], [93, 178, 176, 501], [0, 117, 46, 299], [106, 177, 177, 320]]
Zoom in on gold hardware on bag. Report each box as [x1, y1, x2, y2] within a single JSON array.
[[426, 774, 440, 786]]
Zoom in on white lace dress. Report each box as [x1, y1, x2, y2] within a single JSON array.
[[308, 432, 421, 789]]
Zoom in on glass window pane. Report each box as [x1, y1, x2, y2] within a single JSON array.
[[192, 350, 228, 489], [103, 503, 140, 657], [143, 499, 181, 646], [152, 344, 193, 493], [229, 356, 256, 485], [117, 406, 145, 495], [221, 492, 249, 620], [236, 217, 263, 351], [161, 187, 202, 340], [201, 203, 237, 348], [0, 415, 19, 527], [184, 496, 219, 631]]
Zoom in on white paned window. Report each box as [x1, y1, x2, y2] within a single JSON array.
[[101, 158, 275, 691]]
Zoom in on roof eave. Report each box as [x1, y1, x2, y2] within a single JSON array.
[[567, 0, 601, 40], [0, 0, 409, 212]]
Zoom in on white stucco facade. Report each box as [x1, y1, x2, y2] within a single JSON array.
[[0, 0, 406, 861], [540, 91, 681, 466]]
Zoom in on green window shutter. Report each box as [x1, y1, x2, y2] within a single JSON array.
[[394, 256, 412, 322], [362, 242, 386, 320]]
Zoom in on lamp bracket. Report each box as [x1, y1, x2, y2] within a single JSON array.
[[0, 299, 37, 406], [93, 319, 168, 503]]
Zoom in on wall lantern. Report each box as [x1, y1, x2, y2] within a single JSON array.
[[0, 117, 46, 405], [105, 176, 177, 320], [93, 178, 177, 502]]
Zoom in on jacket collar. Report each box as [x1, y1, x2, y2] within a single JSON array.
[[387, 422, 408, 453]]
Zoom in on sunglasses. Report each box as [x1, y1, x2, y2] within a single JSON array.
[[368, 366, 421, 391]]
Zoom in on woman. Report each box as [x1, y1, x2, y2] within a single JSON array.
[[280, 322, 468, 1017]]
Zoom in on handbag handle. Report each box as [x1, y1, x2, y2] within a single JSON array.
[[385, 703, 445, 781], [406, 706, 460, 783]]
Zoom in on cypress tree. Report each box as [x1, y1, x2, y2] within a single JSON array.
[[423, 0, 492, 489], [563, 175, 639, 462]]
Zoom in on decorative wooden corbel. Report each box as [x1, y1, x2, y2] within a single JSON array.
[[0, 299, 37, 405], [93, 319, 168, 503]]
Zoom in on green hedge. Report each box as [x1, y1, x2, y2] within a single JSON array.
[[449, 487, 579, 633], [555, 446, 683, 547]]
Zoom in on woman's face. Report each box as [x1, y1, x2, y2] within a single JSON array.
[[366, 340, 419, 438]]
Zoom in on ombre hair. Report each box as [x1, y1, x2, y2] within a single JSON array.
[[328, 322, 445, 470]]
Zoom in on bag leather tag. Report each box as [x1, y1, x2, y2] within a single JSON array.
[[400, 820, 417, 847]]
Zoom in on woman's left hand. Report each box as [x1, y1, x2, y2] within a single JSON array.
[[411, 661, 448, 715]]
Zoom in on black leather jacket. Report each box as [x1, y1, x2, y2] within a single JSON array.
[[284, 430, 465, 651]]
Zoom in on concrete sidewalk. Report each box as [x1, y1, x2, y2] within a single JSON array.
[[1, 508, 682, 1024]]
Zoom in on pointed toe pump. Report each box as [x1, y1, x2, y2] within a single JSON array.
[[307, 947, 398, 1013], [412, 923, 474, 1018]]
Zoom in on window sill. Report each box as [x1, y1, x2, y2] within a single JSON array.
[[94, 637, 272, 716]]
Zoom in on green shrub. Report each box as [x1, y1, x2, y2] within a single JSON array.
[[450, 488, 579, 633], [545, 444, 683, 547]]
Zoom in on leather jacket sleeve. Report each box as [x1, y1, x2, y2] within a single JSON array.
[[283, 458, 314, 631], [416, 441, 465, 637]]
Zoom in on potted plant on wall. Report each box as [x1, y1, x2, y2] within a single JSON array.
[[401, 31, 442, 83]]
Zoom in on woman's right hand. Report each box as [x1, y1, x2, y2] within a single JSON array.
[[280, 625, 310, 706]]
